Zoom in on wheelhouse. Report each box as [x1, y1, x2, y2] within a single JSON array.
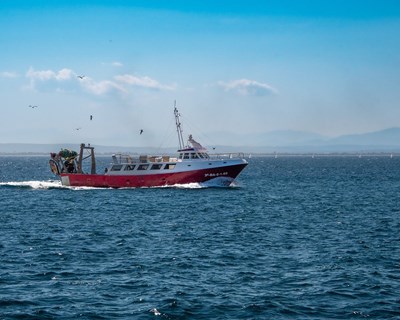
[[177, 148, 210, 160], [108, 162, 179, 173]]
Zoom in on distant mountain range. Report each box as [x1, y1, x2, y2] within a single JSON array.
[[1, 127, 400, 154], [209, 127, 400, 153]]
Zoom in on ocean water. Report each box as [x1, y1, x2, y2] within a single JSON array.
[[1, 155, 400, 319]]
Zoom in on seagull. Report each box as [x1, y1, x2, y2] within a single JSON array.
[[77, 75, 85, 79], [140, 129, 143, 135], [90, 115, 93, 121], [29, 105, 38, 108], [75, 127, 82, 131]]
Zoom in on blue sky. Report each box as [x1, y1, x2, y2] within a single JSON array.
[[1, 1, 400, 147]]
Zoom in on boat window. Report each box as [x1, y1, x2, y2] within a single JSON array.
[[124, 164, 135, 171], [198, 153, 204, 159], [164, 163, 176, 170], [111, 164, 123, 171], [139, 155, 148, 163], [191, 153, 199, 159], [179, 153, 183, 159], [151, 164, 162, 170], [137, 164, 149, 170], [183, 153, 190, 159]]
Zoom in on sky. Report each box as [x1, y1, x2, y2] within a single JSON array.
[[1, 0, 400, 147]]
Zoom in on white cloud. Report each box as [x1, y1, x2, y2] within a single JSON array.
[[26, 67, 73, 81], [79, 73, 174, 96], [79, 77, 127, 95], [22, 67, 174, 96], [24, 67, 124, 95], [1, 71, 19, 78], [101, 61, 124, 67], [56, 68, 73, 80], [219, 78, 278, 96], [115, 74, 175, 91]]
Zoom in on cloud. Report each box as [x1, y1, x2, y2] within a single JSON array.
[[24, 66, 126, 95], [115, 74, 175, 91], [101, 61, 123, 67], [219, 78, 278, 96], [79, 77, 127, 95], [23, 66, 174, 96], [79, 73, 174, 95], [26, 67, 73, 81], [24, 67, 74, 91], [1, 71, 19, 78]]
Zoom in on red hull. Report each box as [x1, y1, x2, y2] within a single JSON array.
[[60, 163, 247, 188]]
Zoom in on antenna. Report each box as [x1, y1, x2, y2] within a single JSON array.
[[174, 101, 185, 150]]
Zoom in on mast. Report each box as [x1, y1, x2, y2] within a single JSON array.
[[174, 101, 185, 149]]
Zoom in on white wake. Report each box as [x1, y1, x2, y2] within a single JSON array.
[[0, 180, 64, 189], [0, 179, 237, 190]]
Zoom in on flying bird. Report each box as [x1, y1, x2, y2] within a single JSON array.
[[28, 105, 38, 108], [77, 75, 85, 79], [140, 129, 143, 135], [75, 127, 82, 131], [90, 115, 93, 120]]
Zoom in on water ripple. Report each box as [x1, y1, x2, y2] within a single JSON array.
[[1, 156, 400, 318]]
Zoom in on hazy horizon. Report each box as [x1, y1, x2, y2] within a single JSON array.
[[1, 126, 400, 154]]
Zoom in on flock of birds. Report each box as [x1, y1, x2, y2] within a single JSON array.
[[28, 80, 144, 135]]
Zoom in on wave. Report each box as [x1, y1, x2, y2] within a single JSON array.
[[166, 182, 205, 189], [0, 180, 105, 190], [201, 176, 238, 188], [0, 180, 65, 189], [162, 179, 238, 189], [0, 179, 238, 190], [0, 180, 205, 190]]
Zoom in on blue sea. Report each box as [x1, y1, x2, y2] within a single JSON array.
[[1, 155, 400, 319]]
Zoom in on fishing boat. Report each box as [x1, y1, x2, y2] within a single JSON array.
[[49, 107, 248, 188]]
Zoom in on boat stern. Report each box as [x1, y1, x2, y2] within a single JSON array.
[[60, 175, 71, 186]]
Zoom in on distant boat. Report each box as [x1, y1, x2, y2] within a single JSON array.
[[49, 106, 248, 188]]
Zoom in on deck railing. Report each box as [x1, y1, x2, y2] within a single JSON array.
[[208, 152, 246, 160], [111, 152, 246, 164]]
